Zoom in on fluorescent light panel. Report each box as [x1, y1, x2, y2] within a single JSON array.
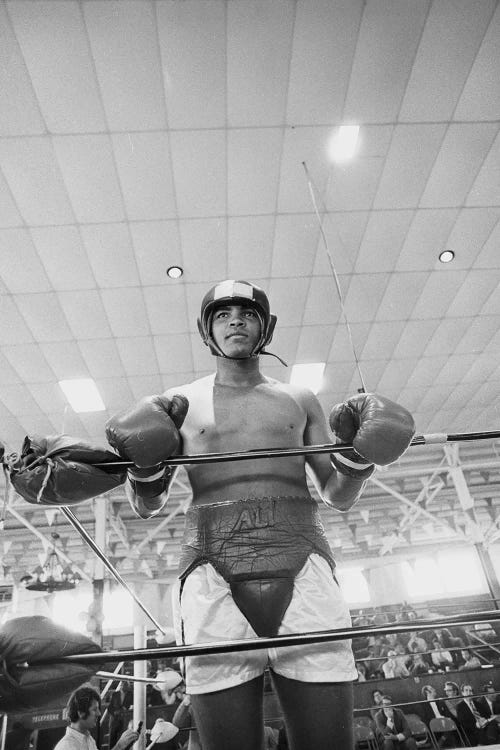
[[59, 378, 105, 413], [290, 363, 325, 395], [329, 125, 360, 162]]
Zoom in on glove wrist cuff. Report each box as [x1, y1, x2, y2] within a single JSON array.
[[331, 452, 375, 479], [128, 466, 169, 483]]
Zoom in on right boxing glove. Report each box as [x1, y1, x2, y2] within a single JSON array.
[[106, 393, 189, 467], [106, 393, 189, 518]]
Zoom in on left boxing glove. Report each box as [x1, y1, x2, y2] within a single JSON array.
[[105, 393, 188, 467], [329, 393, 415, 475], [106, 394, 189, 519]]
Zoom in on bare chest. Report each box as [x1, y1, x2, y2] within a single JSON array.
[[181, 383, 307, 453]]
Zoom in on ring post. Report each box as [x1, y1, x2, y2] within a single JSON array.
[[133, 601, 147, 750]]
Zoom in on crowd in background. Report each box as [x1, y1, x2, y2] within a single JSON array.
[[351, 602, 500, 682]]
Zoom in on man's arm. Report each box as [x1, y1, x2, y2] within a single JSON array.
[[300, 389, 415, 512], [300, 389, 367, 512]]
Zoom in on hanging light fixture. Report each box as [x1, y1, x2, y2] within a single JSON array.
[[20, 532, 81, 593]]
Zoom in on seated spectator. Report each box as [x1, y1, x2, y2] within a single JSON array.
[[409, 653, 432, 676], [370, 690, 385, 722], [394, 643, 411, 669], [382, 650, 410, 679], [456, 682, 500, 746], [459, 648, 482, 670], [375, 694, 418, 749], [407, 631, 428, 654], [442, 681, 461, 721], [356, 661, 367, 682], [430, 638, 453, 671], [478, 683, 500, 720], [382, 633, 404, 656], [419, 685, 459, 748]]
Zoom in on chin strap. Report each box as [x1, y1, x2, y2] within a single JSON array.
[[219, 350, 288, 367]]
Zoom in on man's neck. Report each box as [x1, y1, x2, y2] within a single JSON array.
[[215, 356, 263, 387], [70, 722, 89, 736]]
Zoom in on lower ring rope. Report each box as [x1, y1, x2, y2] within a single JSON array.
[[25, 609, 500, 667]]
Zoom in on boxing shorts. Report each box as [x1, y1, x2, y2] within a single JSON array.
[[177, 496, 335, 638]]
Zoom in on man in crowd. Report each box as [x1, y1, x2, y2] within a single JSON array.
[[456, 682, 500, 745], [54, 685, 140, 750], [375, 695, 417, 750]]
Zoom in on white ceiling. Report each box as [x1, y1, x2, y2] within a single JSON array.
[[1, 0, 500, 591]]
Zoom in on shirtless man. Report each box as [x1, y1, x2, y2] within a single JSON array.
[[106, 280, 415, 750]]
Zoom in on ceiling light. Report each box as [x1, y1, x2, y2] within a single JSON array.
[[290, 363, 325, 395], [59, 378, 105, 413], [328, 125, 360, 162], [167, 266, 183, 279], [20, 533, 81, 593], [439, 250, 455, 263]]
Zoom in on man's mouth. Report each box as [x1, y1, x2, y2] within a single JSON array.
[[227, 333, 247, 339]]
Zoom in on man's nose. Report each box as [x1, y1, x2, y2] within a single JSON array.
[[228, 313, 244, 326]]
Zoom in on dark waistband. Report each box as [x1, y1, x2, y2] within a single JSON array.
[[178, 495, 335, 582]]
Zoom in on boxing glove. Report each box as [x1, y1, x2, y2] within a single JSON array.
[[329, 393, 415, 477], [106, 393, 189, 518], [0, 615, 102, 711], [8, 435, 126, 506], [106, 393, 189, 468]]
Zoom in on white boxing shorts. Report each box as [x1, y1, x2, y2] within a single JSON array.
[[172, 553, 357, 694]]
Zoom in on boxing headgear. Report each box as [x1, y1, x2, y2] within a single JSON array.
[[198, 280, 279, 361]]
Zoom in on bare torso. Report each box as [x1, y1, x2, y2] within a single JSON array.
[[168, 373, 312, 505]]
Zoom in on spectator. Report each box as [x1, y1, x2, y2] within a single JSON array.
[[442, 681, 461, 722], [54, 684, 139, 750], [409, 653, 432, 676], [456, 682, 500, 745], [479, 683, 500, 720], [356, 661, 367, 682], [375, 695, 418, 749], [459, 649, 482, 671], [430, 638, 453, 671], [382, 650, 410, 679], [419, 685, 459, 748], [370, 690, 385, 722], [407, 631, 427, 654]]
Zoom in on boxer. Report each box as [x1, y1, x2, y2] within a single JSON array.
[[106, 280, 415, 750]]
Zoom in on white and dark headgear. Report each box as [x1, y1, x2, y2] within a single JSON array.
[[198, 280, 285, 364]]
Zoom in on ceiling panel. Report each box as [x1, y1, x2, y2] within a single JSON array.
[[343, 0, 430, 122], [156, 0, 226, 130], [6, 0, 105, 134], [399, 0, 496, 122], [83, 0, 166, 131]]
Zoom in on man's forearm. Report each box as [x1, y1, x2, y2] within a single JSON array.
[[321, 471, 367, 511]]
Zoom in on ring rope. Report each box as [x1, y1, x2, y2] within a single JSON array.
[[94, 430, 500, 468], [25, 609, 500, 667]]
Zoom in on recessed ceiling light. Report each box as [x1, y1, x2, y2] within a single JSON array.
[[167, 266, 183, 279], [439, 250, 455, 263], [59, 379, 105, 413], [328, 125, 360, 162], [290, 363, 325, 395]]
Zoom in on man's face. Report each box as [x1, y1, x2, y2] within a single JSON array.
[[427, 687, 437, 700], [373, 691, 382, 704], [211, 304, 261, 357], [444, 684, 457, 697], [382, 700, 393, 715], [79, 699, 101, 731], [462, 685, 473, 697]]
